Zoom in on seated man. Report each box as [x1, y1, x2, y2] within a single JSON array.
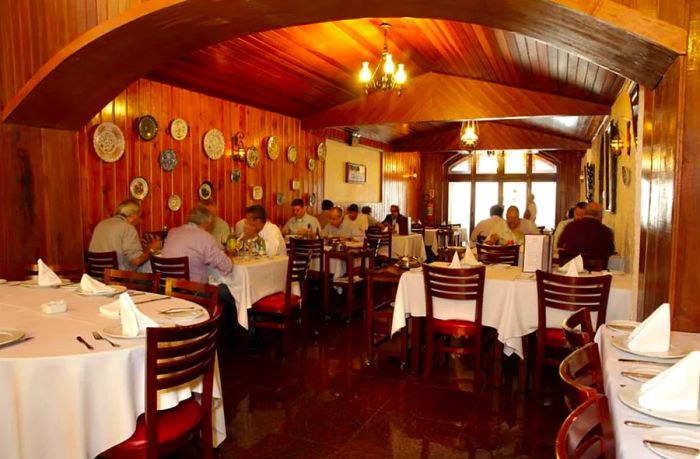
[[553, 201, 587, 249], [199, 198, 230, 247], [381, 205, 408, 233], [362, 206, 380, 228], [557, 202, 615, 258], [89, 198, 160, 271], [282, 198, 321, 236], [322, 206, 346, 238], [470, 204, 513, 245], [505, 206, 539, 244], [317, 199, 334, 230], [244, 205, 286, 256], [341, 204, 367, 241], [233, 217, 246, 238]]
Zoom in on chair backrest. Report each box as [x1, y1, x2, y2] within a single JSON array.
[[150, 256, 189, 292], [536, 270, 612, 331], [165, 278, 219, 314], [104, 268, 160, 293], [558, 342, 604, 411], [436, 246, 466, 262], [435, 228, 454, 249], [411, 224, 425, 238], [558, 250, 610, 271], [286, 252, 311, 304], [476, 244, 520, 266], [289, 238, 324, 273], [364, 231, 393, 264], [563, 308, 595, 350], [144, 304, 222, 458], [555, 395, 615, 459], [365, 226, 382, 235], [422, 264, 486, 325], [23, 262, 84, 281], [85, 251, 119, 278]]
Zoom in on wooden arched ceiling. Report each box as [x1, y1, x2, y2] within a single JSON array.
[[1, 0, 686, 137]]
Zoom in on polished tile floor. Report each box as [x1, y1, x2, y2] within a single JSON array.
[[209, 307, 568, 459]]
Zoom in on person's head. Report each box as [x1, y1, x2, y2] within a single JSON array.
[[198, 198, 218, 216], [489, 204, 504, 218], [321, 199, 333, 211], [528, 194, 535, 202], [188, 206, 215, 232], [574, 201, 588, 220], [245, 205, 267, 232], [329, 207, 344, 228], [361, 206, 372, 215], [585, 202, 603, 221], [116, 199, 143, 226], [505, 206, 521, 230], [566, 207, 575, 220], [390, 205, 400, 218], [291, 198, 306, 219], [347, 204, 359, 220]]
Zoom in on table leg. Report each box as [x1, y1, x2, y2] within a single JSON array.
[[518, 336, 529, 391], [365, 275, 374, 366], [323, 255, 330, 320], [410, 317, 422, 375]]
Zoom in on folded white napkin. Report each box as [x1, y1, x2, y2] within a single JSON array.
[[461, 248, 480, 266], [79, 273, 114, 293], [561, 255, 584, 274], [564, 262, 579, 277], [448, 251, 461, 269], [639, 351, 700, 411], [37, 259, 61, 286], [118, 292, 159, 337], [99, 300, 121, 319], [628, 303, 671, 353]]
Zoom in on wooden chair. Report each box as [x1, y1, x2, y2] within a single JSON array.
[[100, 305, 222, 459], [436, 246, 467, 262], [165, 278, 219, 314], [324, 249, 371, 323], [364, 230, 393, 267], [104, 269, 160, 293], [435, 228, 454, 248], [365, 266, 408, 369], [563, 308, 595, 350], [150, 256, 189, 292], [422, 264, 488, 385], [558, 250, 610, 271], [533, 270, 611, 396], [411, 224, 425, 238], [558, 343, 604, 412], [289, 238, 324, 281], [476, 243, 520, 266], [555, 395, 615, 459], [23, 262, 84, 281], [250, 253, 310, 352], [85, 251, 119, 279]]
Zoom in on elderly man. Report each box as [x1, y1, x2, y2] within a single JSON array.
[[505, 206, 539, 244], [199, 198, 230, 247], [381, 205, 408, 233], [282, 198, 321, 236], [362, 206, 380, 228], [317, 199, 334, 229], [557, 202, 615, 257], [89, 199, 160, 271], [322, 206, 345, 238], [342, 204, 368, 241], [470, 204, 513, 245], [243, 205, 286, 256]]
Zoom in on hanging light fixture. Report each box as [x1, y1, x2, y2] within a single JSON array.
[[359, 22, 407, 95], [460, 120, 479, 149]]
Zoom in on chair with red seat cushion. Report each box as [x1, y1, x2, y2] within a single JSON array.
[[533, 270, 611, 396], [100, 304, 222, 459], [559, 342, 604, 412], [250, 253, 310, 352], [555, 395, 615, 458], [422, 264, 489, 385]]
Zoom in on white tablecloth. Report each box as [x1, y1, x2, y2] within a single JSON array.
[[392, 264, 634, 358], [212, 255, 288, 329], [383, 234, 427, 261], [0, 285, 225, 459], [596, 326, 700, 458]]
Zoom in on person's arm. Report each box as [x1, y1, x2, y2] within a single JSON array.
[[281, 218, 292, 235], [203, 236, 233, 274], [124, 227, 157, 268]]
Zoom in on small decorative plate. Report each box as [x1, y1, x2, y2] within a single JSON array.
[[317, 141, 327, 161], [265, 136, 280, 160], [159, 149, 178, 172], [203, 128, 225, 160], [169, 118, 188, 141], [307, 158, 316, 171], [136, 115, 158, 141], [290, 179, 300, 190], [247, 146, 260, 168], [167, 194, 182, 211], [231, 169, 241, 183], [309, 192, 317, 206], [287, 145, 298, 163], [93, 122, 125, 162], [275, 193, 285, 205], [130, 177, 149, 200], [199, 181, 213, 200], [252, 186, 263, 200]]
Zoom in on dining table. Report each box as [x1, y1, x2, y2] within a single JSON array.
[[0, 282, 226, 459], [385, 233, 427, 261], [596, 325, 700, 458]]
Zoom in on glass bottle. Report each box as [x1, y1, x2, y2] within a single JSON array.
[[306, 223, 312, 239]]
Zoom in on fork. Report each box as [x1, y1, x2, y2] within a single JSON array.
[[92, 331, 120, 348]]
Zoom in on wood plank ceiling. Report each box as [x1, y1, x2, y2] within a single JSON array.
[[149, 17, 627, 151]]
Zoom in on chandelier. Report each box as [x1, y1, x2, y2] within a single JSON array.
[[359, 22, 407, 95], [460, 120, 479, 149]]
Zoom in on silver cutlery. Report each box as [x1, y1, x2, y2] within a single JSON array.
[[92, 331, 119, 348], [644, 439, 700, 455], [0, 336, 33, 349], [76, 336, 93, 350], [624, 420, 659, 429], [134, 297, 171, 305], [621, 371, 657, 380], [128, 291, 146, 297], [618, 358, 673, 366], [159, 307, 196, 314]]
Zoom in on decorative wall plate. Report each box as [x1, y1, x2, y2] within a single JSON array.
[[203, 129, 225, 160], [309, 192, 317, 206], [287, 145, 298, 163], [247, 146, 260, 168], [136, 115, 158, 141], [265, 136, 280, 160], [275, 193, 285, 205], [307, 158, 316, 171], [252, 186, 263, 201], [93, 122, 125, 162], [231, 169, 241, 183], [159, 149, 178, 172], [290, 179, 300, 190], [167, 194, 182, 211], [169, 118, 188, 140], [317, 141, 327, 161], [198, 181, 213, 200], [129, 177, 149, 200]]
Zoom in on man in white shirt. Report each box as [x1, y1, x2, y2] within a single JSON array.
[[244, 205, 286, 256], [470, 204, 514, 245], [322, 207, 345, 238], [233, 218, 246, 238], [505, 205, 539, 244], [342, 204, 368, 241], [282, 198, 322, 236]]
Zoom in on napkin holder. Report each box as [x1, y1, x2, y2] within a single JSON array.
[[41, 300, 67, 314]]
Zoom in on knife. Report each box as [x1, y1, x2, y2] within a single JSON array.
[[134, 297, 171, 305], [621, 371, 658, 380], [618, 358, 673, 366], [644, 439, 700, 455], [76, 336, 94, 350]]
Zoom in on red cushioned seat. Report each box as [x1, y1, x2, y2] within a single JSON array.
[[253, 292, 301, 313], [545, 328, 568, 348], [434, 319, 478, 337]]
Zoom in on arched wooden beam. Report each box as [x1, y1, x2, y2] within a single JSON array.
[[1, 0, 686, 129], [301, 73, 611, 129]]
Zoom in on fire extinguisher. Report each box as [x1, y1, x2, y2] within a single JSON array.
[[423, 193, 435, 224]]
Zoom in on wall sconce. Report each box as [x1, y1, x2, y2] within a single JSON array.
[[609, 120, 624, 157], [232, 132, 246, 161], [402, 170, 418, 180]]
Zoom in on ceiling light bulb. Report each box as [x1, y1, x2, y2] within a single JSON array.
[[359, 62, 371, 82], [395, 64, 406, 84], [383, 54, 395, 74]]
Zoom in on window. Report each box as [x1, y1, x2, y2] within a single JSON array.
[[474, 182, 499, 223], [531, 182, 557, 230], [504, 151, 527, 174], [503, 182, 527, 215], [476, 153, 498, 174], [448, 182, 471, 230], [532, 155, 557, 173], [449, 157, 471, 174]]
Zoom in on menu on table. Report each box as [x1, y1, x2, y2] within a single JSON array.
[[523, 234, 552, 273]]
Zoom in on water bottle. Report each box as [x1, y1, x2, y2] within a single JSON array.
[[259, 238, 266, 256]]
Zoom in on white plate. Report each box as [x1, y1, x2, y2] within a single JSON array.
[[160, 308, 205, 324], [102, 324, 146, 339], [0, 328, 25, 346], [612, 334, 690, 359], [76, 285, 127, 297], [0, 279, 6, 284], [607, 320, 640, 333], [619, 385, 700, 425], [644, 427, 700, 458], [622, 365, 663, 382], [22, 279, 71, 288], [556, 267, 587, 274]]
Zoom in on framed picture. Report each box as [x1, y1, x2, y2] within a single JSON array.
[[346, 162, 366, 183]]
